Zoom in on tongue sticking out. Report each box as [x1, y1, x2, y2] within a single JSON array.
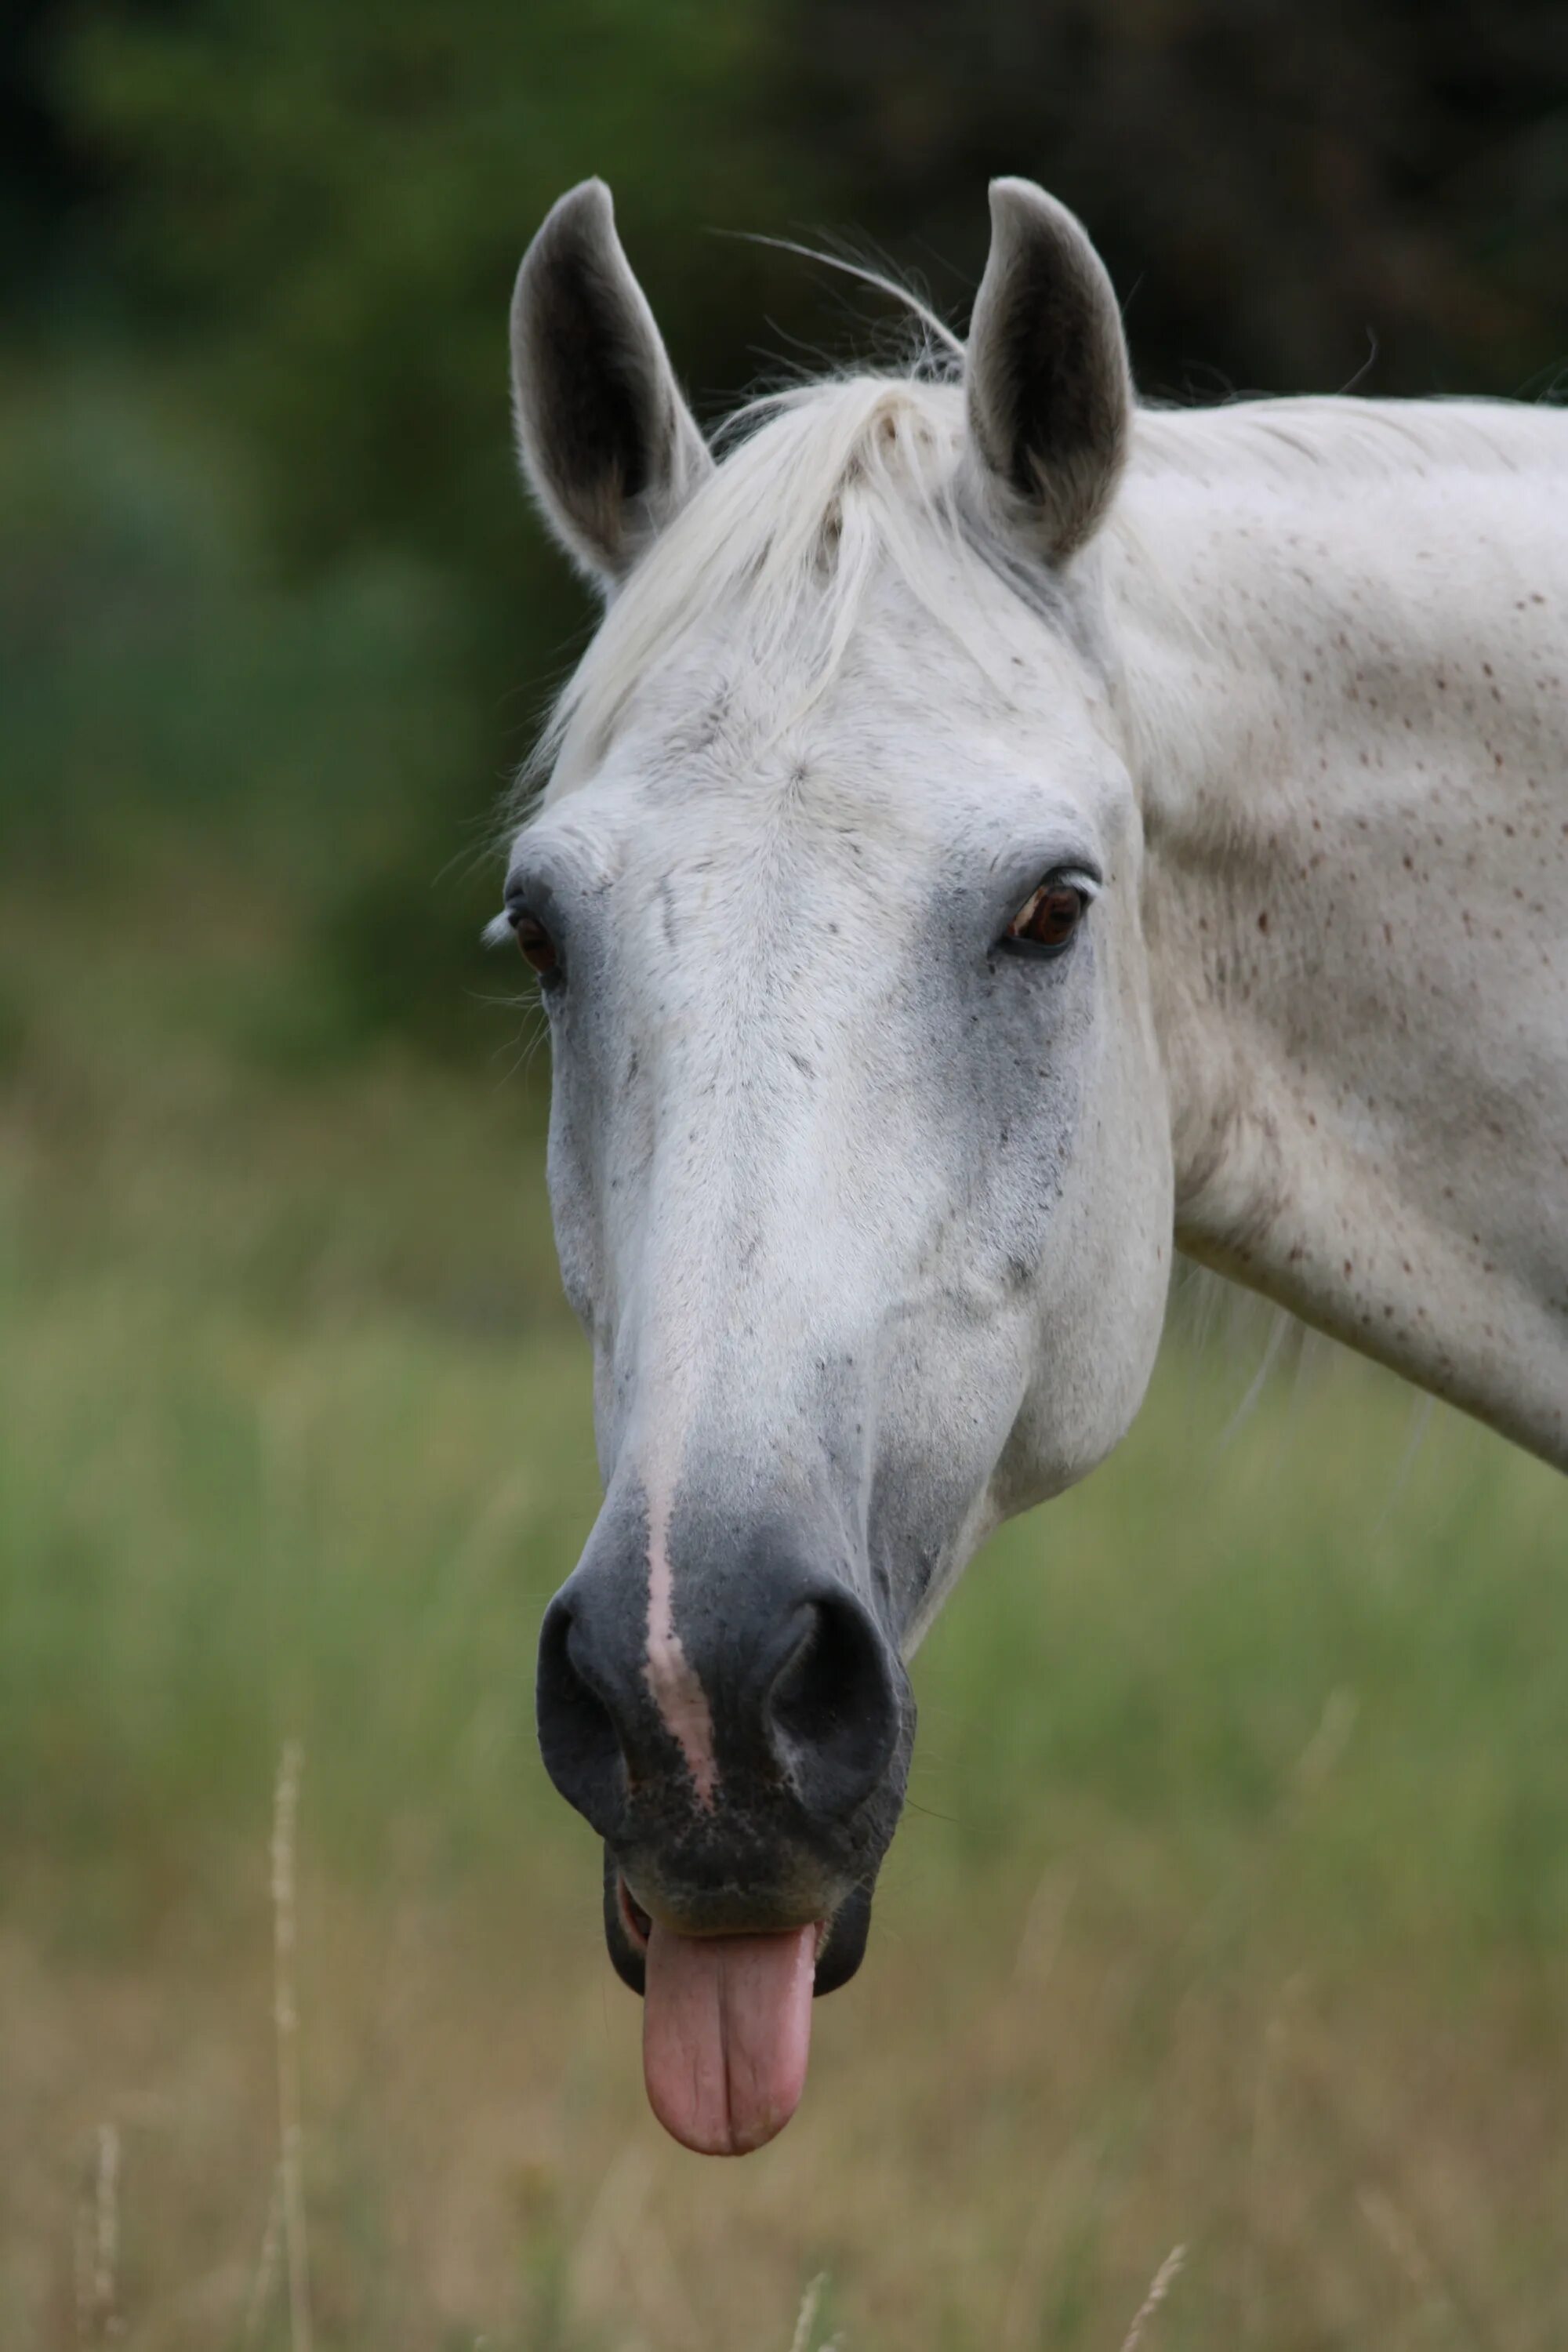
[[642, 1920, 817, 2154]]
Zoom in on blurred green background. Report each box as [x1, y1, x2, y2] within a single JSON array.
[[2, 6, 1566, 2349]]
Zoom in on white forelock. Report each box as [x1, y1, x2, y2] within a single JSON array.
[[526, 373, 1065, 800]]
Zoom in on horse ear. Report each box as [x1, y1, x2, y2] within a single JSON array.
[[965, 179, 1131, 562], [511, 180, 713, 589]]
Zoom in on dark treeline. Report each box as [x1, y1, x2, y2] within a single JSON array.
[[3, 0, 1565, 1049], [793, 0, 1568, 402]]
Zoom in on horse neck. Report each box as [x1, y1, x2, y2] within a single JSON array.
[[1109, 402, 1568, 1468]]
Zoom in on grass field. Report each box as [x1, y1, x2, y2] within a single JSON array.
[[3, 874, 1565, 2352]]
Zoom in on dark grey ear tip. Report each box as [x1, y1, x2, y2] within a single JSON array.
[[521, 178, 618, 279], [547, 176, 615, 234], [987, 173, 1053, 216], [512, 179, 625, 347], [984, 178, 1102, 275], [564, 179, 616, 249]]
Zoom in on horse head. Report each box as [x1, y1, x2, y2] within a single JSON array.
[[505, 178, 1173, 2151]]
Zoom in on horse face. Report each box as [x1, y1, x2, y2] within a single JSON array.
[[509, 588, 1171, 2132], [506, 177, 1171, 2151]]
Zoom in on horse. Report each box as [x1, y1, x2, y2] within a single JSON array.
[[499, 176, 1567, 2156]]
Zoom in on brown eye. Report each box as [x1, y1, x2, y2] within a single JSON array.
[[512, 908, 561, 978], [1007, 880, 1087, 953]]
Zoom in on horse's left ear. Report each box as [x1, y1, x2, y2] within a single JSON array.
[[965, 179, 1131, 563]]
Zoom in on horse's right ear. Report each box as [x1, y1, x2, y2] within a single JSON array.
[[965, 179, 1131, 563], [511, 180, 712, 590]]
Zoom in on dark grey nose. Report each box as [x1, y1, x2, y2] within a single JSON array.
[[535, 1517, 903, 1840]]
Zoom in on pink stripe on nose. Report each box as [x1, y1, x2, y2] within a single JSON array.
[[644, 1498, 718, 1808]]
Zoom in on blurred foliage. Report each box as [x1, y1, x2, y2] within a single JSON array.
[[0, 365, 493, 1049], [1, 0, 1565, 1055], [60, 0, 805, 574], [5, 0, 828, 1047]]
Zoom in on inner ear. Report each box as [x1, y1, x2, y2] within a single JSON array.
[[543, 254, 657, 506], [966, 179, 1131, 563], [511, 180, 712, 588]]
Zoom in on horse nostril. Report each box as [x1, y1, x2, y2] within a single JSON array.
[[535, 1594, 628, 1839], [765, 1591, 901, 1820]]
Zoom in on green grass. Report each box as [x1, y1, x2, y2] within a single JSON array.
[[2, 878, 1565, 2351]]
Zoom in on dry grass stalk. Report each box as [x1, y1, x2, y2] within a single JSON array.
[[271, 1739, 313, 2352], [73, 2122, 122, 2347], [241, 2162, 285, 2349], [93, 2124, 122, 2341], [1118, 2243, 1185, 2352], [788, 2273, 827, 2352], [1356, 2184, 1467, 2341]]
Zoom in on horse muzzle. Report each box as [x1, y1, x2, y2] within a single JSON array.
[[534, 1495, 915, 2151]]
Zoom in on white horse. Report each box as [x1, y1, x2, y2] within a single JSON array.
[[501, 177, 1567, 2156]]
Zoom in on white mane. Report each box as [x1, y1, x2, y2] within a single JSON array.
[[527, 368, 1564, 808], [1133, 390, 1563, 486]]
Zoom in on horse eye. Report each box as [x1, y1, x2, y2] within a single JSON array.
[[1007, 880, 1087, 953], [511, 908, 561, 978]]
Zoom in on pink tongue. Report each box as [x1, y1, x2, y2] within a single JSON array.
[[643, 1921, 817, 2155]]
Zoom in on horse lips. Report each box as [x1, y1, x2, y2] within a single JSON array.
[[642, 1921, 818, 2154]]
